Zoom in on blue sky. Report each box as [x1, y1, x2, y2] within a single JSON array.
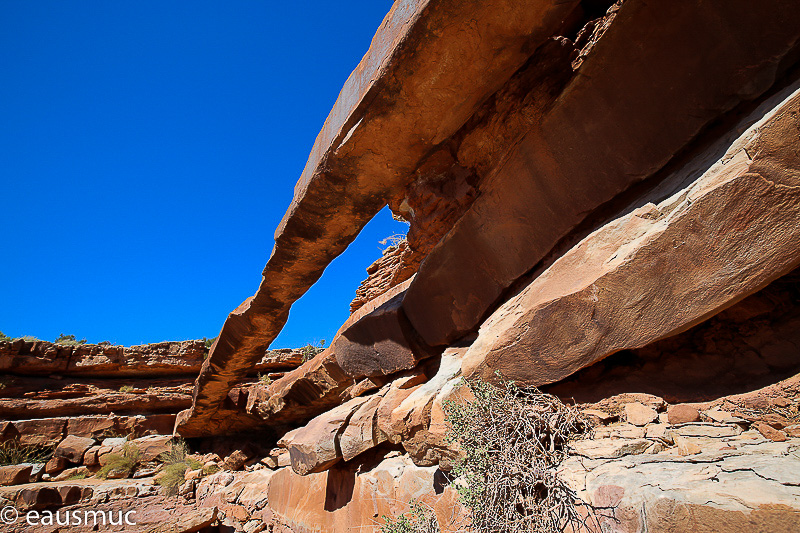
[[0, 1, 407, 348]]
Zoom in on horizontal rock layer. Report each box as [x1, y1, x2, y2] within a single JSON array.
[[0, 340, 205, 377]]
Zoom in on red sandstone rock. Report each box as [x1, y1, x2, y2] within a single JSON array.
[[463, 86, 800, 387], [403, 0, 800, 348], [223, 449, 251, 471], [0, 339, 205, 377], [754, 422, 787, 442], [0, 464, 32, 486], [624, 403, 658, 427], [285, 395, 371, 475], [244, 281, 417, 431], [54, 435, 96, 463], [131, 435, 173, 462], [45, 456, 67, 475], [667, 405, 701, 425], [332, 279, 434, 379]]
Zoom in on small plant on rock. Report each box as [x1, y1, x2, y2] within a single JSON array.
[[380, 500, 439, 533], [0, 440, 54, 466], [202, 337, 216, 349], [156, 439, 203, 496], [300, 339, 326, 362], [54, 334, 87, 346], [258, 373, 272, 386], [0, 332, 11, 342], [119, 385, 134, 393], [97, 442, 139, 479]]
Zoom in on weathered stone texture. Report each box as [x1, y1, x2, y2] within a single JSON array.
[[463, 84, 800, 386], [403, 0, 800, 347]]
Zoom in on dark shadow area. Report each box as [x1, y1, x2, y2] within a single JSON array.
[[324, 463, 357, 512], [545, 267, 800, 403], [433, 468, 449, 495]]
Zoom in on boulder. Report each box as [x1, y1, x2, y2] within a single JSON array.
[[462, 85, 800, 386], [0, 464, 33, 486], [223, 449, 252, 471], [54, 435, 96, 463], [285, 395, 371, 475], [332, 280, 435, 379], [131, 434, 173, 462], [667, 404, 701, 425], [753, 422, 787, 442], [83, 445, 101, 466], [624, 403, 658, 427], [338, 394, 386, 462], [45, 456, 68, 475]]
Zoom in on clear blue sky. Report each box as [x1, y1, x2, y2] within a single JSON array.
[[0, 1, 407, 348]]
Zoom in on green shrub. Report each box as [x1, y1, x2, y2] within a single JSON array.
[[202, 337, 216, 349], [258, 373, 271, 386], [0, 332, 11, 342], [54, 334, 87, 346], [300, 339, 326, 362], [19, 336, 39, 342], [119, 385, 134, 393], [97, 442, 139, 479], [156, 439, 203, 496], [202, 463, 220, 475], [0, 440, 54, 466]]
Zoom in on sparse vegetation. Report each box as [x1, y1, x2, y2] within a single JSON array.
[[379, 233, 407, 252], [202, 337, 216, 349], [0, 440, 54, 466], [19, 336, 39, 342], [380, 500, 439, 533], [202, 463, 220, 475], [156, 439, 203, 496], [54, 333, 87, 346], [119, 385, 135, 393], [258, 373, 272, 386], [443, 378, 600, 533], [97, 442, 140, 479], [0, 331, 11, 342], [65, 471, 87, 480], [301, 339, 326, 362]]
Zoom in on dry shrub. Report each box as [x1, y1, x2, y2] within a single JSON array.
[[445, 378, 599, 533], [380, 500, 439, 533], [97, 442, 139, 479], [156, 439, 203, 496], [0, 440, 54, 466]]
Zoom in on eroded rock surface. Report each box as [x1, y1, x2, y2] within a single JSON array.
[[463, 84, 800, 386]]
